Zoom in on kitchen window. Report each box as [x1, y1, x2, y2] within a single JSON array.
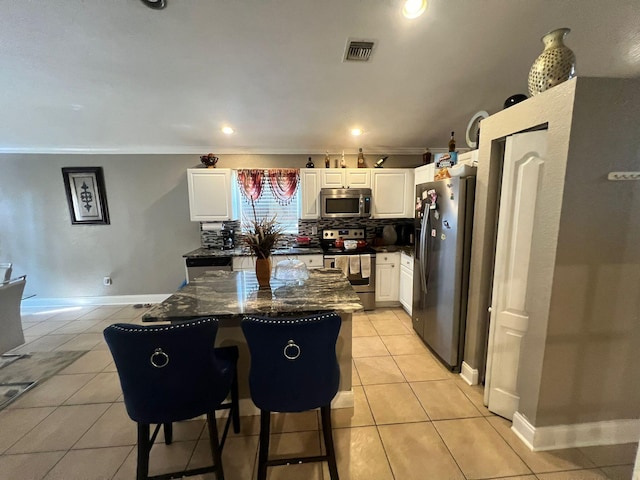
[[237, 169, 300, 235]]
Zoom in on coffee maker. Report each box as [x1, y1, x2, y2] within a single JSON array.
[[221, 226, 235, 250]]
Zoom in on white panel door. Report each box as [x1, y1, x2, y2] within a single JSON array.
[[485, 130, 548, 420]]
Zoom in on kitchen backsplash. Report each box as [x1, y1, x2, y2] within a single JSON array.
[[200, 218, 414, 250]]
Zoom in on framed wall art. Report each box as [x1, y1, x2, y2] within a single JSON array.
[[61, 167, 110, 225]]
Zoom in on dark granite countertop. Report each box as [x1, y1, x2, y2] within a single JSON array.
[[183, 247, 324, 258], [372, 245, 415, 257], [142, 268, 363, 322]]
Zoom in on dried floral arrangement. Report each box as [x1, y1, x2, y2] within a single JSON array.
[[243, 201, 283, 259]]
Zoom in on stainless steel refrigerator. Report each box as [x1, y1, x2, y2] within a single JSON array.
[[413, 176, 476, 372]]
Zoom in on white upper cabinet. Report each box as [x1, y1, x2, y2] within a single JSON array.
[[321, 169, 371, 189], [299, 169, 321, 219], [187, 169, 238, 222], [371, 169, 414, 218], [415, 163, 435, 186]]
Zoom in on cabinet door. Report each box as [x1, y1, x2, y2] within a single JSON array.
[[187, 169, 237, 221], [415, 163, 435, 186], [375, 252, 400, 303], [300, 170, 321, 219], [372, 170, 413, 218], [399, 265, 413, 315], [321, 170, 345, 188], [345, 169, 371, 188]]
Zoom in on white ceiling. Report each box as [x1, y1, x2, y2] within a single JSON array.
[[1, 0, 639, 155]]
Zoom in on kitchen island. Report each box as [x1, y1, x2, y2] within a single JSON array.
[[143, 269, 362, 413]]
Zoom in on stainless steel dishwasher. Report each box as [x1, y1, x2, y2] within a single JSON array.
[[185, 256, 233, 283]]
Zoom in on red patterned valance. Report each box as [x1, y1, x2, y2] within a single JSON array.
[[236, 168, 299, 205], [236, 169, 265, 202], [267, 169, 299, 205]]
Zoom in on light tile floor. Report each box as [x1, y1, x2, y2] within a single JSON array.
[[0, 305, 636, 480]]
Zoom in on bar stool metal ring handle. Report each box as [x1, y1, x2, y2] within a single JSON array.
[[150, 348, 169, 368], [283, 340, 300, 360]]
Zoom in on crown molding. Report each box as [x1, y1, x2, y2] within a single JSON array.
[[0, 146, 466, 156]]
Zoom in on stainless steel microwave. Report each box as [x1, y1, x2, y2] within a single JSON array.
[[320, 188, 372, 218]]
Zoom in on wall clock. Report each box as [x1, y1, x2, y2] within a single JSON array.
[[465, 111, 489, 149]]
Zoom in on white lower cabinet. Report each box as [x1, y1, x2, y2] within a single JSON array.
[[399, 252, 414, 315], [232, 254, 324, 273], [297, 254, 323, 269], [375, 252, 400, 304]]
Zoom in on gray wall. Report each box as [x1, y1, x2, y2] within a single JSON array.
[[535, 78, 640, 426], [0, 153, 420, 300], [0, 154, 199, 299]]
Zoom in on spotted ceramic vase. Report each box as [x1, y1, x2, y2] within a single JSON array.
[[528, 28, 576, 96]]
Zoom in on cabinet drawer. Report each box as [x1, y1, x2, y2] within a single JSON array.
[[376, 252, 400, 265], [400, 252, 414, 271], [298, 255, 324, 269]]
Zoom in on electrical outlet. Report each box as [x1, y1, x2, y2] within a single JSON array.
[[103, 276, 112, 286], [311, 225, 318, 235]]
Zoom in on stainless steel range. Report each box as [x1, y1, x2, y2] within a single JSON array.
[[321, 228, 376, 311]]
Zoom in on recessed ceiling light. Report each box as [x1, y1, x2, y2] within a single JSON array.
[[351, 128, 363, 136], [402, 0, 427, 19], [222, 126, 234, 135]]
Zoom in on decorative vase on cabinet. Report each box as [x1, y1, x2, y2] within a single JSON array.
[[255, 258, 272, 288], [528, 28, 576, 97]]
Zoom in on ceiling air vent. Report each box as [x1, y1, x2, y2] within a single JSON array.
[[344, 39, 376, 62]]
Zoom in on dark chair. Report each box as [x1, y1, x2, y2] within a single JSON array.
[[103, 318, 240, 480], [241, 312, 342, 480]]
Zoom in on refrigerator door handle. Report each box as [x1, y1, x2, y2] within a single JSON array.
[[419, 210, 430, 293]]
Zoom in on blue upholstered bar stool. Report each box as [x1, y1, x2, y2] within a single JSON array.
[[104, 318, 240, 480], [241, 312, 342, 480]]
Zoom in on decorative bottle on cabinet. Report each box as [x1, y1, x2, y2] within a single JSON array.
[[325, 151, 330, 168], [422, 148, 432, 165], [448, 132, 456, 152], [341, 151, 346, 168], [528, 28, 576, 96]]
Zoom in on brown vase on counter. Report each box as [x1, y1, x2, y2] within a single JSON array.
[[255, 257, 272, 288]]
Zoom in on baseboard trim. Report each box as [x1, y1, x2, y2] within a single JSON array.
[[460, 361, 479, 385], [21, 294, 171, 308], [512, 411, 640, 451], [235, 390, 355, 417]]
